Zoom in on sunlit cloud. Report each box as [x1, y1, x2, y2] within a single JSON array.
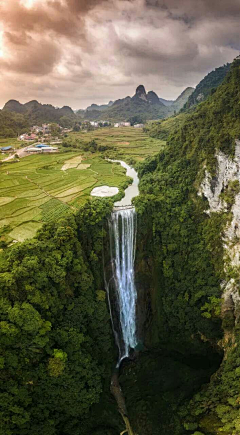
[[19, 0, 45, 8]]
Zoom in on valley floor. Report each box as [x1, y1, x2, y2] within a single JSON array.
[[0, 127, 165, 244]]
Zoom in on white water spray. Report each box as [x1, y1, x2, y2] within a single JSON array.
[[109, 207, 138, 364]]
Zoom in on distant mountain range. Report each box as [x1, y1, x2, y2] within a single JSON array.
[[2, 100, 75, 125], [81, 85, 194, 122], [1, 61, 232, 130]]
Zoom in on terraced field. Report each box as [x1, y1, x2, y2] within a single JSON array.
[[0, 152, 128, 243], [67, 127, 165, 162], [0, 127, 165, 244]]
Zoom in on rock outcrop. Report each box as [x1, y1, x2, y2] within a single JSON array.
[[199, 139, 240, 317]]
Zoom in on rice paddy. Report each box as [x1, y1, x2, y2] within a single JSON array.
[[0, 152, 128, 243], [67, 127, 165, 162], [0, 127, 165, 243]]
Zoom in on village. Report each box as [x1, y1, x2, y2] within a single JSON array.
[[0, 120, 144, 158], [0, 123, 70, 157]]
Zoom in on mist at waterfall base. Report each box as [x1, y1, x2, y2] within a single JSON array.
[[108, 208, 138, 366]]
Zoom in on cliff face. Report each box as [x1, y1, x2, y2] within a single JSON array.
[[199, 140, 240, 307]]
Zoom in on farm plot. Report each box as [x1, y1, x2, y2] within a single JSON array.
[[68, 127, 165, 162], [0, 152, 127, 243]]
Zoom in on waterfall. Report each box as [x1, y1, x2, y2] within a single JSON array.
[[108, 207, 138, 365]]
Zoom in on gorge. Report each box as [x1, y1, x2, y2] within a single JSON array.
[[1, 59, 240, 435]]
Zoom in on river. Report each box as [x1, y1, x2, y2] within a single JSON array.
[[107, 159, 139, 207]]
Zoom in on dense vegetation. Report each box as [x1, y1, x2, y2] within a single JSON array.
[[183, 63, 231, 111], [143, 113, 187, 140], [0, 110, 30, 138], [130, 57, 240, 434], [0, 200, 124, 435]]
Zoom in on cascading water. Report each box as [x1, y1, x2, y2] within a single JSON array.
[[108, 207, 138, 364], [104, 160, 139, 434]]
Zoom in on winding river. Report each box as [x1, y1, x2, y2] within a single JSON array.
[[90, 159, 139, 206], [108, 159, 139, 207]]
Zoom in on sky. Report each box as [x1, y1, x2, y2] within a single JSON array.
[[0, 0, 239, 109]]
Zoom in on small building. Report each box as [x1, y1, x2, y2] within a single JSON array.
[[26, 147, 41, 153], [134, 124, 144, 128], [35, 144, 49, 148], [114, 123, 120, 128], [1, 146, 13, 152]]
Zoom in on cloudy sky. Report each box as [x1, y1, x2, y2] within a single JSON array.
[[0, 0, 239, 109]]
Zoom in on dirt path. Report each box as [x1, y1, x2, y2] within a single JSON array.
[[2, 146, 29, 162]]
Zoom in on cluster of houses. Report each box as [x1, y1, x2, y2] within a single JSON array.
[[18, 123, 71, 142], [85, 121, 144, 129]]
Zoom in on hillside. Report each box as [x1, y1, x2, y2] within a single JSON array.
[[3, 99, 76, 126], [143, 112, 187, 140], [0, 109, 30, 137], [183, 62, 231, 110], [171, 86, 194, 111], [131, 57, 240, 434], [159, 97, 174, 106]]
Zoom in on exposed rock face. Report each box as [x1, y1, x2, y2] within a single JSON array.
[[199, 141, 240, 218], [199, 140, 240, 315], [133, 85, 148, 102]]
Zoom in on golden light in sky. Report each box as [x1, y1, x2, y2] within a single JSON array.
[[20, 0, 39, 8]]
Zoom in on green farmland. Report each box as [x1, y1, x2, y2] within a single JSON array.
[[0, 127, 165, 244], [0, 152, 129, 243], [67, 126, 165, 162]]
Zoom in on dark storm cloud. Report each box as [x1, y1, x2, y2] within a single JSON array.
[[146, 0, 240, 19], [0, 0, 239, 108]]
